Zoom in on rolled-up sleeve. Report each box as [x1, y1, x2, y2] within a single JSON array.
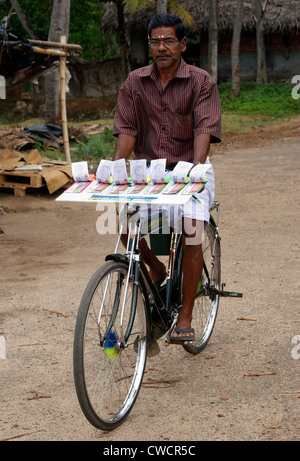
[[193, 74, 221, 143], [113, 76, 138, 139]]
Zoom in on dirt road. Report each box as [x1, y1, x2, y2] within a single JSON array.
[[0, 128, 299, 441]]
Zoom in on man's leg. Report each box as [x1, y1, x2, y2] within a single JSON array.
[[120, 222, 165, 284], [138, 238, 166, 282], [170, 218, 204, 340]]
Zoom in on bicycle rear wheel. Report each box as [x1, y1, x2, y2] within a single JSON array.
[[183, 221, 221, 355], [73, 261, 148, 431]]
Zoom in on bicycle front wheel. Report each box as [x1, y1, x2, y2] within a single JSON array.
[[183, 221, 221, 355], [73, 261, 148, 431]]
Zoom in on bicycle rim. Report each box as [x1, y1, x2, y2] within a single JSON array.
[[73, 261, 148, 430], [183, 222, 221, 354]]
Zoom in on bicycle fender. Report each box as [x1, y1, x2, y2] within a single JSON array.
[[105, 253, 128, 263]]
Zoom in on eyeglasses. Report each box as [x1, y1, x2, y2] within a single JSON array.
[[148, 38, 179, 48]]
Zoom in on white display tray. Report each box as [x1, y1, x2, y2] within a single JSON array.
[[55, 180, 200, 206]]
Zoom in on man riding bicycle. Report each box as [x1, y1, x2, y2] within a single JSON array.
[[113, 14, 221, 350]]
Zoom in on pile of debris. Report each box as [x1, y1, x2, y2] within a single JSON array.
[[0, 124, 64, 151], [0, 123, 74, 196], [0, 127, 35, 151], [0, 146, 72, 197]]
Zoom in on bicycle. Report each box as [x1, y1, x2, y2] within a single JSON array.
[[73, 200, 242, 431]]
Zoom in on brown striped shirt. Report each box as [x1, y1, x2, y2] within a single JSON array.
[[113, 58, 221, 170]]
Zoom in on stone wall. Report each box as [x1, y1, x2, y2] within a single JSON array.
[[68, 57, 124, 98]]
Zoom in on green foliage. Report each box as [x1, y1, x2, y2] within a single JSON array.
[[218, 82, 300, 118], [68, 1, 119, 61], [123, 0, 153, 13], [168, 0, 194, 27], [0, 0, 51, 39], [74, 127, 116, 161]]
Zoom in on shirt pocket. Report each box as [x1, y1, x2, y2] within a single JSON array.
[[171, 112, 193, 141]]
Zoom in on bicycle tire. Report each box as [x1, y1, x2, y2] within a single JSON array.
[[73, 260, 149, 431], [181, 221, 221, 355]]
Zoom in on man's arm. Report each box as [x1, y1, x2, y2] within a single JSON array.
[[113, 133, 136, 160], [193, 133, 211, 164]]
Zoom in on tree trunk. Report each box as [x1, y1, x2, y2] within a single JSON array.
[[130, 28, 148, 70], [116, 0, 131, 80], [255, 0, 268, 83], [156, 0, 168, 14], [208, 0, 218, 82], [9, 0, 39, 39], [45, 0, 70, 124], [231, 0, 244, 97]]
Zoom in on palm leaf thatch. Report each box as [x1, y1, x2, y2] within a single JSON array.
[[186, 0, 299, 33], [101, 0, 299, 33]]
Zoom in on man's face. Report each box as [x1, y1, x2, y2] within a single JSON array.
[[149, 26, 186, 70]]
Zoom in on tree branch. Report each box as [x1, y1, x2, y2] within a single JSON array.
[[9, 0, 40, 39]]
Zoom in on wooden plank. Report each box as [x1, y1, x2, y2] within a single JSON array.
[[14, 186, 26, 197], [28, 39, 82, 51], [0, 170, 44, 188], [0, 170, 46, 196]]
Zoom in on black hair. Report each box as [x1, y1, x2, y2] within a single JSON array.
[[148, 14, 185, 41]]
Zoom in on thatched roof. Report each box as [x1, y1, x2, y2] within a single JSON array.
[[102, 0, 299, 34], [189, 0, 300, 33]]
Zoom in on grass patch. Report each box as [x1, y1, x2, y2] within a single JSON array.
[[220, 112, 295, 133], [36, 127, 116, 163], [219, 82, 299, 118], [74, 126, 116, 161]]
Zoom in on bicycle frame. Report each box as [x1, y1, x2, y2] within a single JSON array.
[[105, 205, 180, 341], [104, 201, 242, 345]]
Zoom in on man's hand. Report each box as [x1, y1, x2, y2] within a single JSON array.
[[193, 133, 211, 164], [114, 134, 136, 160]]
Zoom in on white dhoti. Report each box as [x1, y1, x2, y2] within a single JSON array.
[[137, 157, 215, 238]]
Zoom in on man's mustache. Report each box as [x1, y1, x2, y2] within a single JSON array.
[[155, 53, 172, 58]]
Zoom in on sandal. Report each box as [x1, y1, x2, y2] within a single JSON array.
[[168, 325, 195, 344]]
